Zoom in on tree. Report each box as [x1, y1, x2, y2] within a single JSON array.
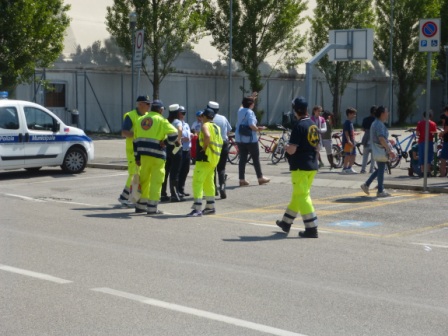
[[207, 0, 307, 94], [106, 0, 209, 100], [0, 0, 70, 93], [71, 38, 126, 66], [308, 0, 374, 126], [375, 0, 441, 124]]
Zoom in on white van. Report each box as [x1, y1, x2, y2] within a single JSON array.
[[0, 96, 94, 174]]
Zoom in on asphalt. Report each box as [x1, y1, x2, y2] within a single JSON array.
[[87, 136, 448, 194]]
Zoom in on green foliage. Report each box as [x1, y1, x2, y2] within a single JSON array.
[[0, 0, 70, 92], [309, 0, 375, 126], [207, 0, 307, 94], [375, 0, 441, 124], [106, 0, 209, 99], [71, 39, 126, 66]]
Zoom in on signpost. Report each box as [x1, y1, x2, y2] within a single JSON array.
[[134, 30, 144, 98], [419, 19, 441, 192]]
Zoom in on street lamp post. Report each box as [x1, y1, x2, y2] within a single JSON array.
[[129, 11, 137, 109], [445, 45, 448, 106]]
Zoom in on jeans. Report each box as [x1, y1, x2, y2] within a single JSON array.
[[365, 161, 386, 193], [237, 142, 263, 180], [361, 144, 375, 172]]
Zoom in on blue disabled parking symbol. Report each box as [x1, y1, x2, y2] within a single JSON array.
[[328, 220, 382, 228]]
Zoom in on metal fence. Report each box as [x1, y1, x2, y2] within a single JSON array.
[[16, 69, 445, 132]]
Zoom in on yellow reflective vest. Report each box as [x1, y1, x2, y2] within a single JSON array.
[[133, 112, 178, 161], [123, 109, 147, 156], [198, 121, 223, 167]]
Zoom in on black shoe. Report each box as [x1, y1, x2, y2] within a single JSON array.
[[135, 208, 146, 214], [276, 220, 291, 233], [298, 227, 318, 238], [170, 195, 185, 202], [202, 208, 216, 215], [147, 210, 164, 215], [219, 189, 227, 199], [160, 195, 170, 202]]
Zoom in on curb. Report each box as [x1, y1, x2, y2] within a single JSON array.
[[87, 163, 127, 170], [384, 183, 448, 194]]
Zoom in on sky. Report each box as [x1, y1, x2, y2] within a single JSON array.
[[63, 0, 315, 63]]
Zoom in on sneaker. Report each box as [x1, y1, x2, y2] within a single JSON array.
[[276, 220, 291, 233], [298, 227, 318, 238], [341, 168, 349, 174], [376, 191, 391, 197], [318, 161, 324, 168], [147, 209, 164, 215], [160, 195, 170, 202], [187, 209, 202, 217], [350, 167, 358, 174], [202, 208, 216, 215], [258, 177, 270, 185], [360, 170, 366, 174], [135, 208, 146, 214], [360, 183, 370, 195]]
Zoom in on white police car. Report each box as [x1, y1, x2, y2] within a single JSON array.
[[0, 92, 94, 174]]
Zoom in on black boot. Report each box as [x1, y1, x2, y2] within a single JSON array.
[[327, 154, 337, 169], [218, 171, 227, 199], [170, 181, 183, 202], [299, 227, 318, 238]]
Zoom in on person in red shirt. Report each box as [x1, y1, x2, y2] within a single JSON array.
[[416, 111, 438, 177]]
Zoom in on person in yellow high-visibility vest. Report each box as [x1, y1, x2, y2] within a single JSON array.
[[187, 108, 223, 217], [118, 96, 150, 207], [133, 100, 178, 214]]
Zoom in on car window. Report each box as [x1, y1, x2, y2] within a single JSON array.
[[24, 106, 56, 131], [0, 107, 20, 130]]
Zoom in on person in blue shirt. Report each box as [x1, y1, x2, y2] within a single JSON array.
[[235, 96, 270, 187]]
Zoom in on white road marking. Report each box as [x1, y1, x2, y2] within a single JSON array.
[[2, 193, 104, 207], [92, 287, 308, 336], [0, 264, 72, 284], [412, 243, 448, 249], [3, 193, 46, 202]]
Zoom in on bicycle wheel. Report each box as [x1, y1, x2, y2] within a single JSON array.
[[271, 139, 285, 164], [388, 147, 401, 169], [332, 144, 343, 168], [354, 143, 371, 167], [227, 143, 239, 164]]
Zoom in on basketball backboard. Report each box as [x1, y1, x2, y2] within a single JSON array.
[[328, 29, 374, 61]]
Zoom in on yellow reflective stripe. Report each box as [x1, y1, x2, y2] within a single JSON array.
[[210, 141, 223, 148]]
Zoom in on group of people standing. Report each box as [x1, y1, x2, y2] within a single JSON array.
[[117, 95, 272, 217]]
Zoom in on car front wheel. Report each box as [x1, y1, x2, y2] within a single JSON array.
[[61, 147, 87, 174]]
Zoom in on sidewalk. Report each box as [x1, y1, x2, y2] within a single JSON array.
[[87, 138, 448, 194]]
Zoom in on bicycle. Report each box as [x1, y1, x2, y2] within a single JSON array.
[[227, 125, 291, 165], [388, 128, 417, 169]]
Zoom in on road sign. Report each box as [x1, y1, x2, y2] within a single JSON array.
[[134, 29, 144, 68], [419, 19, 441, 52]]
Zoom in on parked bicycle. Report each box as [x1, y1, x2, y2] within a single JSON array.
[[227, 125, 291, 165], [388, 128, 417, 169]]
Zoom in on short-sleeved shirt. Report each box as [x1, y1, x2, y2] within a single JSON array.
[[191, 120, 202, 134], [370, 118, 389, 145], [287, 117, 319, 171], [342, 119, 354, 144], [440, 114, 448, 142], [361, 115, 375, 145], [181, 121, 191, 151], [235, 107, 257, 143], [213, 113, 232, 141], [416, 119, 437, 143]]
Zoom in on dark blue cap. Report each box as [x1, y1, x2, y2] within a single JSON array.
[[151, 99, 164, 108], [292, 97, 308, 111], [136, 95, 150, 103]]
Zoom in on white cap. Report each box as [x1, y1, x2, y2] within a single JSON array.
[[207, 101, 219, 110], [168, 104, 180, 112]]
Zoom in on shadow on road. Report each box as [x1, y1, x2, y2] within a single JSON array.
[[222, 231, 298, 242]]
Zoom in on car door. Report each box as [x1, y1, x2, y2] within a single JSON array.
[[23, 105, 62, 166], [0, 105, 25, 168]]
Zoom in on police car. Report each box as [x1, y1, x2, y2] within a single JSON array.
[[0, 92, 94, 174]]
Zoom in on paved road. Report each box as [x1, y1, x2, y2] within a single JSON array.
[[1, 165, 447, 335]]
